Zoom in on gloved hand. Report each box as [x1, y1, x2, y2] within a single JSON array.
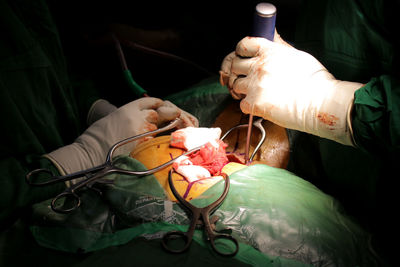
[[157, 100, 199, 128], [219, 35, 364, 146], [86, 99, 118, 125], [45, 97, 199, 177]]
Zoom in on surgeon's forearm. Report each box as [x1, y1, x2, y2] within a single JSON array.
[[352, 75, 400, 154]]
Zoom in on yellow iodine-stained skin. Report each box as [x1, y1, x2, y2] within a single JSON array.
[[212, 101, 290, 169], [130, 136, 247, 202]]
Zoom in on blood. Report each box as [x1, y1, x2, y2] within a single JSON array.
[[170, 128, 232, 194], [188, 140, 229, 176], [317, 112, 339, 126]]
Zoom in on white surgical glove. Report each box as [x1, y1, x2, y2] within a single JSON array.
[[45, 97, 198, 177], [220, 36, 363, 146], [86, 99, 117, 125], [156, 100, 199, 128]]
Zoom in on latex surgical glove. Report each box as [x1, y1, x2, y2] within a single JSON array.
[[157, 100, 199, 128], [86, 99, 117, 125], [219, 36, 363, 146], [45, 97, 198, 177]]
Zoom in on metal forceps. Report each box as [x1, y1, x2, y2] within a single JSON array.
[[162, 170, 239, 257], [26, 118, 200, 213], [221, 116, 266, 164]]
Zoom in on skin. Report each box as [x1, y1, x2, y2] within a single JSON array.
[[212, 101, 290, 169]]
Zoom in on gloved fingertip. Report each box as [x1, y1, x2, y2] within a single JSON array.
[[191, 117, 199, 127], [143, 122, 158, 133], [219, 71, 229, 86], [236, 36, 270, 57], [239, 99, 251, 115], [138, 97, 164, 110], [180, 114, 199, 128], [220, 51, 235, 71], [145, 109, 159, 125], [228, 74, 238, 90], [157, 105, 181, 122], [231, 91, 243, 100], [162, 100, 174, 106]]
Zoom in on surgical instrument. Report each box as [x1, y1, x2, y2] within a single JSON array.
[[111, 33, 148, 97], [252, 2, 277, 40], [244, 114, 254, 164], [27, 115, 266, 213], [162, 170, 239, 257], [245, 2, 277, 164], [221, 117, 266, 163], [26, 118, 201, 213]]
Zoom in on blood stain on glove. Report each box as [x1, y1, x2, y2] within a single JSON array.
[[317, 112, 339, 127]]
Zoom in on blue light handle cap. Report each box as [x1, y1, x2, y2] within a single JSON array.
[[252, 2, 276, 41]]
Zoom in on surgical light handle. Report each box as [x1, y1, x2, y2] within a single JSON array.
[[252, 2, 277, 40], [245, 2, 276, 164]]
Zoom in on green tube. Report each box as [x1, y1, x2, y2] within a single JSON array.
[[123, 69, 147, 97]]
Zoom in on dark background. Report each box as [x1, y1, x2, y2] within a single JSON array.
[[46, 0, 302, 103]]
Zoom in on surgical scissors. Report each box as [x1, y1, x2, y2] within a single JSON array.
[[162, 170, 239, 257], [26, 118, 201, 213]]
